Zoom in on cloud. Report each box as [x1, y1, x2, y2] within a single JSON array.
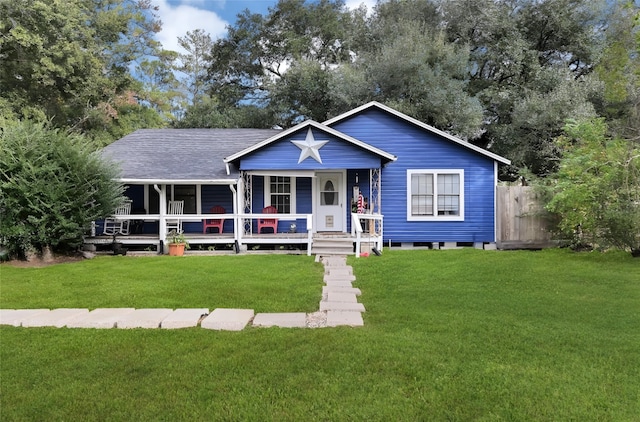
[[345, 0, 377, 14], [152, 0, 228, 54]]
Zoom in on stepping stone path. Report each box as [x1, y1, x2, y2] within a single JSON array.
[[0, 255, 365, 330]]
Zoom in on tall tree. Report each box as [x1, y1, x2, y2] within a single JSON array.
[[0, 0, 163, 140], [206, 0, 354, 124], [595, 1, 640, 141], [177, 29, 214, 103]]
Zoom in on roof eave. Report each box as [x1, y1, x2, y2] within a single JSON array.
[[117, 178, 238, 185]]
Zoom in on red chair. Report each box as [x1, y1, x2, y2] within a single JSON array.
[[202, 205, 225, 233], [257, 205, 278, 234]]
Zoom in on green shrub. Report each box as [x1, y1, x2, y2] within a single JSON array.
[[544, 119, 640, 256], [0, 120, 123, 258]]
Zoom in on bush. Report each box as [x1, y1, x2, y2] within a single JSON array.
[[0, 120, 123, 258], [544, 119, 640, 256]]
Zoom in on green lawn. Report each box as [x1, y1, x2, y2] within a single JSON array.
[[1, 249, 639, 421]]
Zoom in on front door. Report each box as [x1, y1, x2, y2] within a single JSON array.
[[317, 172, 344, 232]]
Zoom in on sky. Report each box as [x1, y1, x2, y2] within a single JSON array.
[[152, 0, 378, 54]]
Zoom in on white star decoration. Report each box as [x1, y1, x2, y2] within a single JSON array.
[[291, 128, 329, 164]]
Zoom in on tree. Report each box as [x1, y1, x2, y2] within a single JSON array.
[[332, 23, 484, 139], [177, 29, 214, 104], [0, 0, 163, 140], [0, 120, 124, 259], [595, 1, 640, 140], [206, 0, 354, 124], [544, 119, 640, 256]]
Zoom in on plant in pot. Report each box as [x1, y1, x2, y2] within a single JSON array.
[[167, 230, 189, 256]]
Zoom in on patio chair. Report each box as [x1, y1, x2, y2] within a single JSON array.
[[202, 205, 225, 233], [166, 200, 184, 234], [257, 205, 278, 234], [103, 200, 132, 236]]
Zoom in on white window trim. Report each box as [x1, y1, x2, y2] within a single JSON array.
[[264, 176, 297, 215], [407, 169, 465, 221]]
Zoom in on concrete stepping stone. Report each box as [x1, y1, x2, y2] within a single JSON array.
[[323, 257, 347, 266], [324, 280, 354, 289], [319, 301, 365, 312], [324, 275, 356, 284], [0, 309, 49, 327], [161, 308, 209, 329], [22, 308, 89, 328], [67, 308, 135, 329], [326, 311, 364, 327], [117, 308, 174, 329], [326, 292, 358, 303], [201, 308, 254, 331], [252, 313, 307, 328], [325, 267, 353, 276], [322, 286, 361, 296]]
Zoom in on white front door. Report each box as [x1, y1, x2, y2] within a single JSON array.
[[317, 172, 344, 232]]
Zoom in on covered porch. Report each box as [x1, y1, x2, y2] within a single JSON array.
[[86, 169, 384, 257]]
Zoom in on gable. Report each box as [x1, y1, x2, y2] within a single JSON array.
[[225, 121, 396, 172], [325, 102, 511, 165]]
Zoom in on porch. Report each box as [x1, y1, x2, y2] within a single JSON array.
[[85, 212, 383, 257]]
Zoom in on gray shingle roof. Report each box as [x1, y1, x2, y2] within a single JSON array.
[[101, 129, 281, 182]]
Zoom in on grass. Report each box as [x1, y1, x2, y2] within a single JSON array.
[[0, 255, 323, 312], [1, 249, 639, 420]]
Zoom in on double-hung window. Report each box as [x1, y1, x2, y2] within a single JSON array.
[[407, 170, 464, 221], [265, 176, 296, 214]]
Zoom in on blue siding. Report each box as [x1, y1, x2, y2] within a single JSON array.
[[332, 109, 496, 243], [240, 128, 381, 170]]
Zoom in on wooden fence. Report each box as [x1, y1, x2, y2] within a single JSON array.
[[496, 185, 557, 249]]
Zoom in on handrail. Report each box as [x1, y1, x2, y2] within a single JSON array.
[[351, 213, 384, 257]]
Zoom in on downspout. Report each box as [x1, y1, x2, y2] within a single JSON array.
[[154, 184, 167, 254]]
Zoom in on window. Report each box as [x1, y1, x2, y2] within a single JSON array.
[[265, 176, 296, 214], [407, 170, 464, 221], [321, 180, 337, 205], [172, 185, 197, 214]]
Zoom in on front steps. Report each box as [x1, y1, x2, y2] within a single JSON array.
[[311, 235, 354, 256]]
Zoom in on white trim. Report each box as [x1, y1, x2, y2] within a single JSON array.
[[224, 120, 396, 163], [324, 101, 511, 165], [406, 169, 465, 222], [264, 176, 297, 216], [247, 170, 315, 178], [118, 178, 237, 185], [494, 161, 498, 242]]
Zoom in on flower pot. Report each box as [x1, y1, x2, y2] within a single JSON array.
[[168, 243, 186, 256]]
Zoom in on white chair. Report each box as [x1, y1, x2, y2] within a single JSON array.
[[103, 200, 132, 235], [166, 200, 184, 234]]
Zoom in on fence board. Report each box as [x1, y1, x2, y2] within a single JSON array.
[[497, 186, 555, 249]]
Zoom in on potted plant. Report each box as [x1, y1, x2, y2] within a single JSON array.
[[167, 230, 189, 256]]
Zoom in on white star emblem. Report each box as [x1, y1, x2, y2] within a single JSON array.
[[291, 128, 329, 164]]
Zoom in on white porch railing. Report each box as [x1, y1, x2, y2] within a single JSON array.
[[351, 213, 384, 258], [237, 213, 314, 256], [101, 212, 314, 256]]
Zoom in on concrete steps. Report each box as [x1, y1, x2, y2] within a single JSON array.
[[312, 236, 354, 256]]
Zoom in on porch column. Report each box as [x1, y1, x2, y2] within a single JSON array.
[[230, 183, 239, 244], [155, 184, 167, 252], [370, 168, 382, 235], [242, 171, 252, 235]]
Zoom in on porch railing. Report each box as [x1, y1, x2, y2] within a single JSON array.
[[237, 213, 313, 256], [351, 213, 384, 257], [98, 212, 314, 256]]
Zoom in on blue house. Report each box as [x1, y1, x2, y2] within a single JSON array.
[[95, 102, 510, 255]]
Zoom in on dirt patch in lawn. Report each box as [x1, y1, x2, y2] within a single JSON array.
[[3, 254, 85, 268]]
